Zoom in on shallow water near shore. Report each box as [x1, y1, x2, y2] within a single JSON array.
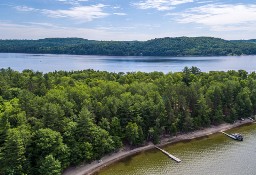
[[95, 124, 256, 175]]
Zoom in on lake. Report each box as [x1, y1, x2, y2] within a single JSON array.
[[95, 123, 256, 175], [1, 53, 256, 73]]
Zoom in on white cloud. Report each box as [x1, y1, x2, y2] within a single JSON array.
[[0, 21, 152, 41], [14, 5, 37, 12], [57, 0, 88, 6], [113, 6, 121, 9], [133, 0, 194, 11], [96, 26, 135, 31], [15, 4, 109, 22], [196, 0, 214, 4], [42, 4, 109, 21], [113, 13, 127, 16], [25, 22, 59, 28], [174, 3, 256, 31]]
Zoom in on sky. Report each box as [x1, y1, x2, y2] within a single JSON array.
[[0, 0, 256, 40]]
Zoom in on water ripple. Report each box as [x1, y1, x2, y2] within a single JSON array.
[[98, 124, 256, 175]]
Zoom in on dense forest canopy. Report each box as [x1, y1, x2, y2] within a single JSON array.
[[0, 67, 256, 174], [1, 37, 256, 56]]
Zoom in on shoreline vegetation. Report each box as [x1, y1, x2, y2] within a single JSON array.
[[2, 68, 256, 175], [63, 119, 254, 175], [0, 37, 256, 56]]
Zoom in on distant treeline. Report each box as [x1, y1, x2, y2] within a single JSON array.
[[1, 67, 256, 174], [1, 37, 256, 56]]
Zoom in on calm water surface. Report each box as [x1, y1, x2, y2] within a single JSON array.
[[96, 124, 256, 175], [1, 53, 256, 73]]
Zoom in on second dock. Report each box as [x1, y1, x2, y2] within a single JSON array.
[[221, 131, 236, 139]]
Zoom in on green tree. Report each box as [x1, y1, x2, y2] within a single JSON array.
[[125, 122, 144, 146], [110, 117, 122, 137], [235, 88, 252, 118], [0, 128, 30, 175], [0, 98, 27, 128], [195, 95, 211, 127], [29, 128, 70, 172], [39, 155, 61, 175], [0, 114, 10, 145], [41, 103, 66, 132]]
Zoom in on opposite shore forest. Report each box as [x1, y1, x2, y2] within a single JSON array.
[[1, 37, 256, 56]]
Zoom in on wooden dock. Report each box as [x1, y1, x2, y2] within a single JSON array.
[[220, 131, 236, 140], [154, 146, 181, 163]]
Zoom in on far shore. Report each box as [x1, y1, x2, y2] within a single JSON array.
[[62, 119, 254, 175]]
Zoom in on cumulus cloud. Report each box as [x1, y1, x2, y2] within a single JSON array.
[[113, 13, 127, 16], [14, 5, 37, 12], [0, 21, 152, 41], [133, 0, 194, 11], [174, 3, 256, 31], [25, 22, 59, 28], [196, 1, 214, 4], [42, 4, 109, 21], [57, 0, 88, 6], [15, 4, 109, 22]]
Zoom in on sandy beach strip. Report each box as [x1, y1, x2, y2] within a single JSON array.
[[62, 119, 254, 175]]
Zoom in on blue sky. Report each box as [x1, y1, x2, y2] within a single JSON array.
[[1, 0, 256, 40]]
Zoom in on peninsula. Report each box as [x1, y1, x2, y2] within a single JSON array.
[[1, 68, 256, 175]]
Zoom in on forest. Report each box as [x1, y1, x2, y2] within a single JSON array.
[[1, 37, 256, 56], [0, 67, 256, 174]]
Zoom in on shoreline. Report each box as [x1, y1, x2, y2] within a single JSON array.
[[62, 119, 254, 175]]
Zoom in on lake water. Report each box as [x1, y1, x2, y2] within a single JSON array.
[[1, 53, 256, 73], [95, 124, 256, 175]]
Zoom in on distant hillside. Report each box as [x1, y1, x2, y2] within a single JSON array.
[[233, 39, 256, 44], [247, 39, 256, 43], [1, 37, 256, 56]]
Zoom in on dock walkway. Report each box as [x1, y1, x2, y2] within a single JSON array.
[[154, 146, 181, 163]]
